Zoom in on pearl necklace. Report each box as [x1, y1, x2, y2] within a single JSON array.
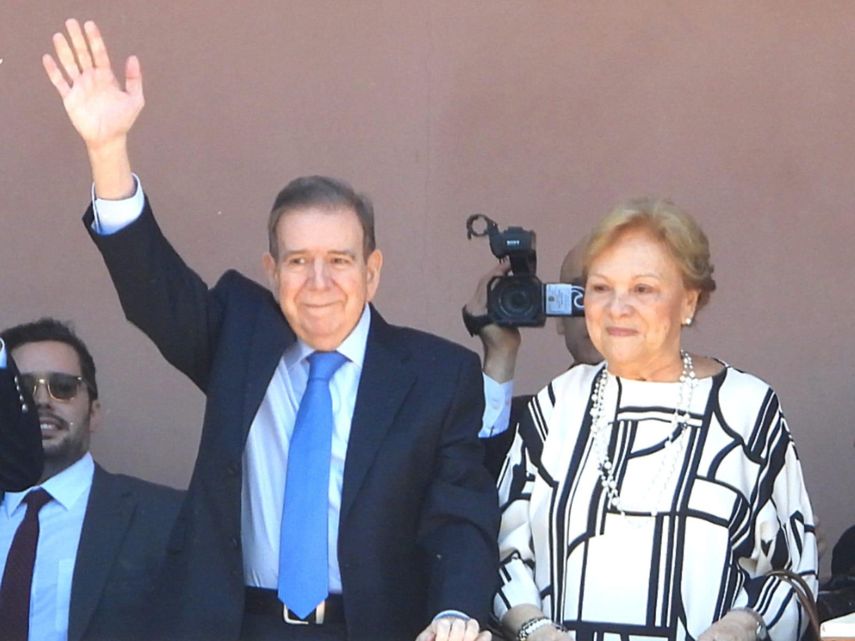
[[589, 351, 698, 517]]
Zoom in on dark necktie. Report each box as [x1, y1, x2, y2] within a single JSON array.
[[0, 488, 52, 641], [278, 351, 347, 618]]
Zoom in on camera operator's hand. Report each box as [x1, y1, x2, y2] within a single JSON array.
[[465, 261, 522, 383]]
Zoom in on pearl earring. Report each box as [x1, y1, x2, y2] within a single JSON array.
[[684, 317, 693, 326]]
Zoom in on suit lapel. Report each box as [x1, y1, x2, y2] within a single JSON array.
[[340, 309, 415, 521], [241, 298, 295, 437], [68, 466, 135, 641]]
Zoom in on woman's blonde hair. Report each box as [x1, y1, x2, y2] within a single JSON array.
[[583, 197, 716, 311]]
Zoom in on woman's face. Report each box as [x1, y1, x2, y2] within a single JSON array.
[[585, 227, 699, 380]]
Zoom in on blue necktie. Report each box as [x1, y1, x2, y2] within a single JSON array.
[[278, 350, 347, 618]]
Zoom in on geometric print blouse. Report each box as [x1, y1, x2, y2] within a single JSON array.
[[495, 363, 818, 641]]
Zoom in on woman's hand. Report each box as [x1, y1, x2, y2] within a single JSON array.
[[527, 625, 573, 641], [502, 605, 574, 641], [698, 609, 762, 641]]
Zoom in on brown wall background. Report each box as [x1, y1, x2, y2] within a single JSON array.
[[1, 2, 852, 576]]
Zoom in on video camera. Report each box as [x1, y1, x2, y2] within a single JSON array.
[[466, 214, 584, 327]]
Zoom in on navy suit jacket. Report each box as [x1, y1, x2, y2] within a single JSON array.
[[70, 465, 182, 641], [0, 357, 42, 491], [86, 199, 499, 641]]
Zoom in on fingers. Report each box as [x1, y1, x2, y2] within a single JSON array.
[[47, 19, 113, 84], [493, 259, 513, 276], [45, 18, 138, 106], [432, 618, 453, 641], [698, 617, 749, 641], [429, 617, 484, 641], [42, 54, 71, 99], [460, 618, 483, 641], [65, 18, 93, 72], [124, 55, 144, 102], [414, 625, 436, 641], [51, 29, 80, 83], [84, 20, 112, 70], [466, 261, 510, 315], [480, 261, 511, 284]]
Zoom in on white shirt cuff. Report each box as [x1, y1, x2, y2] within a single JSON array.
[[91, 174, 145, 235], [480, 373, 514, 438], [0, 338, 6, 368], [433, 610, 470, 622]]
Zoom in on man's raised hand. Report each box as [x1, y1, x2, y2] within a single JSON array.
[[43, 19, 141, 198]]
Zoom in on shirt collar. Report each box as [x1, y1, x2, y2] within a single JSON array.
[[287, 304, 372, 370], [3, 452, 95, 515]]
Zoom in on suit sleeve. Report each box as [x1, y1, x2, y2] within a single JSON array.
[[0, 358, 43, 491], [417, 350, 500, 625], [84, 198, 225, 392]]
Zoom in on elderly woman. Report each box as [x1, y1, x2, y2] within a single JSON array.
[[494, 198, 817, 641]]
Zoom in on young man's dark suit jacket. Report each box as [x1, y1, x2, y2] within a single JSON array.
[[85, 200, 500, 641], [0, 358, 43, 491], [70, 464, 183, 641]]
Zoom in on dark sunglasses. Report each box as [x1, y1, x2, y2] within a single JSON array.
[[19, 372, 91, 402]]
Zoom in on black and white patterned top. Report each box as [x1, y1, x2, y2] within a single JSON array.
[[495, 363, 817, 641]]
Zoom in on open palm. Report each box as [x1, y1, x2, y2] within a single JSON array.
[[43, 19, 143, 149]]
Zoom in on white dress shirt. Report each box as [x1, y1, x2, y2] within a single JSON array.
[[0, 338, 7, 368], [0, 453, 95, 641]]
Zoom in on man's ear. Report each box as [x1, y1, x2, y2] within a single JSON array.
[[365, 249, 383, 301], [88, 399, 103, 434], [262, 252, 278, 292]]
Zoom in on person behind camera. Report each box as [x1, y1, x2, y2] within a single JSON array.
[[495, 197, 817, 641], [464, 241, 601, 479]]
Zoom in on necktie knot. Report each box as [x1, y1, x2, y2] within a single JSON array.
[[307, 351, 347, 383], [23, 488, 51, 512]]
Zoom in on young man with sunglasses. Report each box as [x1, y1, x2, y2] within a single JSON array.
[[0, 340, 43, 492], [0, 317, 183, 641]]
